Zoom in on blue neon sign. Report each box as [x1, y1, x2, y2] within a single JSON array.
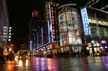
[[81, 7, 91, 35]]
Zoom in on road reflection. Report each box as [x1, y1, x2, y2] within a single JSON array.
[[17, 59, 29, 67], [103, 56, 108, 69], [0, 56, 108, 71], [31, 56, 108, 71], [6, 61, 16, 71], [15, 56, 31, 71], [31, 57, 58, 71]]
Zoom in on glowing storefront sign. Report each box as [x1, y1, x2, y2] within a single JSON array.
[[81, 7, 91, 35], [47, 2, 56, 42], [88, 18, 108, 26], [51, 6, 56, 42]]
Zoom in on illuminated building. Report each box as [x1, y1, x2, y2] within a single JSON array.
[[86, 7, 108, 55], [32, 0, 108, 55], [57, 4, 83, 53], [0, 0, 9, 48], [31, 0, 49, 50], [44, 2, 108, 54], [87, 7, 108, 41]]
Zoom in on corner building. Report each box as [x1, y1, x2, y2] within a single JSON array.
[[57, 4, 82, 53], [33, 0, 108, 56], [44, 1, 83, 54]]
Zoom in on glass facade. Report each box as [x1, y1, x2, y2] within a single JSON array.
[[87, 8, 108, 39], [86, 8, 108, 55], [58, 7, 82, 46], [32, 1, 108, 56]]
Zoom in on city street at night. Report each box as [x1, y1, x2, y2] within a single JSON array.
[[0, 56, 108, 71], [0, 0, 108, 71]]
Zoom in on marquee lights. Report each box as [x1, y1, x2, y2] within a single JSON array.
[[50, 6, 56, 42]]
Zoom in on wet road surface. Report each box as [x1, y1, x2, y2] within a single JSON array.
[[0, 56, 108, 71]]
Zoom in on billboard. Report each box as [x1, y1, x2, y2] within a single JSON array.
[[81, 7, 91, 35]]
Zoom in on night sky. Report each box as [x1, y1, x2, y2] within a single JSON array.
[[6, 0, 31, 45], [6, 0, 45, 46]]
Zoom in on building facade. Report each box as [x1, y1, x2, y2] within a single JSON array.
[[32, 1, 108, 56], [0, 0, 9, 48], [86, 7, 108, 55], [57, 4, 83, 53]]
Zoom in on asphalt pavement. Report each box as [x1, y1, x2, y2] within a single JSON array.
[[0, 56, 108, 71]]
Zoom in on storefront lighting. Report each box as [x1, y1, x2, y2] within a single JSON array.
[[91, 40, 95, 44], [9, 48, 12, 51], [92, 19, 96, 23], [96, 43, 100, 46], [88, 19, 92, 22], [94, 44, 96, 46], [48, 47, 50, 50], [88, 43, 92, 47], [89, 18, 108, 26], [87, 47, 89, 50], [43, 47, 46, 48], [98, 21, 102, 24], [41, 49, 43, 51], [100, 46, 103, 48], [105, 46, 107, 48], [101, 40, 106, 44]]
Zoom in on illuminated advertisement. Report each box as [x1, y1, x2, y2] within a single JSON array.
[[51, 6, 56, 42], [46, 2, 56, 43], [58, 7, 82, 46], [81, 7, 91, 35]]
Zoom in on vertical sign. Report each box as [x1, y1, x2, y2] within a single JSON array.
[[48, 20, 51, 43], [48, 2, 56, 42], [51, 6, 56, 42], [81, 7, 91, 35], [29, 40, 32, 51]]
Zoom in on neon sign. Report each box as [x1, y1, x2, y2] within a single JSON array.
[[81, 7, 91, 35], [51, 6, 56, 42]]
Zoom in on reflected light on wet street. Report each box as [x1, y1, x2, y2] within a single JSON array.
[[31, 56, 108, 71], [5, 61, 15, 71], [17, 59, 30, 67], [26, 59, 29, 66], [1, 56, 108, 71], [103, 56, 108, 69], [47, 58, 58, 70], [32, 57, 58, 71], [18, 60, 23, 66]]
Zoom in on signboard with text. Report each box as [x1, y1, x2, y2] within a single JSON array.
[[81, 7, 91, 35]]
